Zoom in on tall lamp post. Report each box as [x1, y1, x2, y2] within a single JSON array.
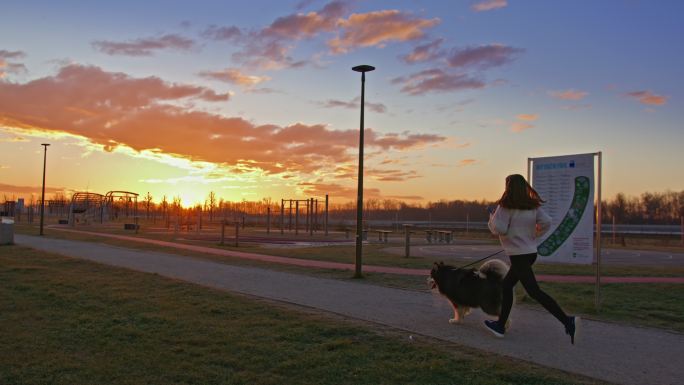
[[39, 143, 50, 236], [351, 64, 375, 278]]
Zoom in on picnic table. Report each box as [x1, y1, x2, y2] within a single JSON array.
[[373, 229, 392, 243], [425, 229, 454, 243]]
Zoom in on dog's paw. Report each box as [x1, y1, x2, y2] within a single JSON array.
[[448, 318, 461, 324]]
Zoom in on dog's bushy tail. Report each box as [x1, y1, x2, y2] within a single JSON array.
[[479, 259, 509, 281]]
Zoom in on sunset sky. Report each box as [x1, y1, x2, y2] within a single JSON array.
[[1, 0, 682, 206]]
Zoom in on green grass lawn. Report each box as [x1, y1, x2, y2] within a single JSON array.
[[0, 245, 606, 385], [525, 282, 684, 332]]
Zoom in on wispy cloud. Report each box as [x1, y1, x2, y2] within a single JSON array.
[[320, 97, 387, 113], [0, 50, 25, 59], [366, 168, 420, 181], [201, 3, 439, 69], [92, 34, 196, 56], [511, 122, 534, 132], [624, 90, 668, 106], [328, 10, 440, 54], [0, 50, 27, 78], [549, 89, 588, 101], [400, 38, 445, 64], [206, 1, 347, 69], [391, 69, 485, 95], [510, 113, 538, 132], [471, 0, 507, 12], [198, 68, 270, 87], [457, 159, 478, 167], [263, 0, 347, 40], [201, 25, 242, 41], [561, 104, 592, 110], [447, 44, 523, 70], [516, 113, 538, 121], [393, 43, 520, 95]]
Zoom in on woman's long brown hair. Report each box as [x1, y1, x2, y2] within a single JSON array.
[[497, 174, 545, 209]]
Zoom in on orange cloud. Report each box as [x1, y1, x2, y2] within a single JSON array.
[[204, 4, 438, 68], [92, 34, 196, 56], [199, 68, 270, 87], [208, 2, 347, 70], [549, 89, 588, 100], [511, 122, 534, 132], [625, 90, 668, 106], [391, 69, 485, 95], [457, 159, 478, 167], [516, 113, 538, 121], [0, 64, 444, 176], [328, 10, 440, 54], [262, 0, 348, 40], [471, 0, 508, 12]]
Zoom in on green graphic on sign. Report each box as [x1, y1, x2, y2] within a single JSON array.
[[538, 176, 590, 257]]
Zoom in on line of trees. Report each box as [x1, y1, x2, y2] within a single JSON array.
[[602, 191, 684, 225], [3, 189, 683, 225]]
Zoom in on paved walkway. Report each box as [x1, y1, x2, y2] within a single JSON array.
[[14, 234, 684, 385], [48, 228, 684, 284]]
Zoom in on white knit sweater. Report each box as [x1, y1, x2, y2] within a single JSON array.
[[488, 205, 552, 256]]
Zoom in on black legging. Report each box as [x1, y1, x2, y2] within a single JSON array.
[[499, 253, 568, 326]]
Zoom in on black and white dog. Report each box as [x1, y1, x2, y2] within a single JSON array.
[[428, 259, 511, 325]]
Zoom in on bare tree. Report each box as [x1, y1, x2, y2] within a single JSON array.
[[145, 192, 153, 219], [208, 191, 216, 222]]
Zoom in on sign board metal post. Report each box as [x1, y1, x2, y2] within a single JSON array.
[[528, 152, 602, 310]]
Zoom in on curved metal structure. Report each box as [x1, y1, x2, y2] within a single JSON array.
[[104, 191, 139, 221], [69, 192, 105, 226]]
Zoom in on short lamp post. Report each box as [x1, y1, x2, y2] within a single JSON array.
[[39, 143, 50, 236], [351, 64, 375, 278]]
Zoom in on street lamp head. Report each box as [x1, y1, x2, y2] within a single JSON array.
[[352, 65, 375, 73], [41, 143, 50, 147]]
